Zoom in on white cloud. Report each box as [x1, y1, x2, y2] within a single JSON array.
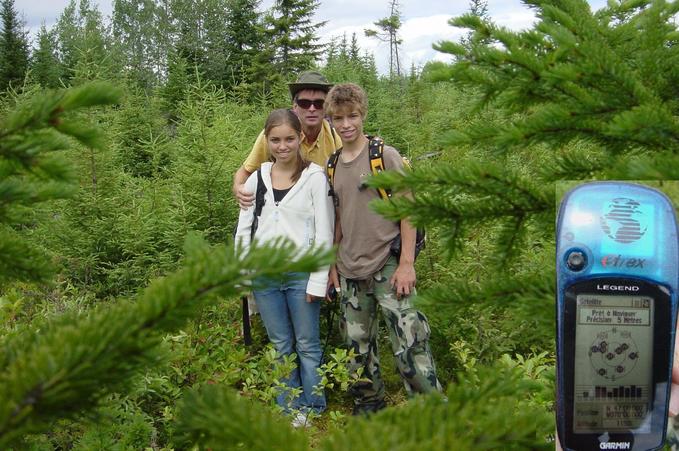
[[493, 9, 538, 30], [400, 14, 458, 42], [400, 15, 463, 71]]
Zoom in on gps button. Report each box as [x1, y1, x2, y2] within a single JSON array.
[[567, 251, 586, 271]]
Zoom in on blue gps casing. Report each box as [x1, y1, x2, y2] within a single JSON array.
[[556, 182, 679, 451]]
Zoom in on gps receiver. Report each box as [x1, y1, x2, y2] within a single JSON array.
[[556, 182, 679, 450]]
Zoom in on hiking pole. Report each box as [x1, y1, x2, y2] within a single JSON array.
[[241, 295, 252, 346], [320, 286, 339, 362]]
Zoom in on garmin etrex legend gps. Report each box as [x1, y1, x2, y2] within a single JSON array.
[[556, 182, 679, 450]]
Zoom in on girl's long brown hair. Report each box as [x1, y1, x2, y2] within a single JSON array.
[[264, 109, 309, 183]]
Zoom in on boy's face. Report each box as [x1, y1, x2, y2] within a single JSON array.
[[330, 105, 365, 146]]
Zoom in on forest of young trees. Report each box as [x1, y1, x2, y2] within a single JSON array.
[[2, 0, 679, 449]]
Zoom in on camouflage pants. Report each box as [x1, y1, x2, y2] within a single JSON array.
[[339, 256, 442, 406]]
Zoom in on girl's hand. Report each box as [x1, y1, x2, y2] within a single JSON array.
[[328, 265, 340, 293]]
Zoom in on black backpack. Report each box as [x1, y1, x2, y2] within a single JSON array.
[[325, 136, 425, 259], [250, 169, 267, 240], [239, 169, 267, 346]]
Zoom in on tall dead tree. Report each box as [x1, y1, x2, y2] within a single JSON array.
[[365, 0, 402, 77]]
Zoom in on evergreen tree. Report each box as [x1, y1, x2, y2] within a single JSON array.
[[0, 82, 120, 286], [171, 78, 246, 240], [30, 24, 61, 89], [55, 0, 116, 84], [426, 0, 679, 177], [0, 0, 29, 91], [72, 0, 116, 82], [321, 32, 378, 88], [349, 32, 360, 61], [160, 49, 191, 120], [168, 0, 231, 85], [112, 0, 166, 88], [223, 0, 267, 92], [114, 87, 171, 179], [54, 0, 80, 82], [458, 0, 489, 59], [266, 0, 325, 76]]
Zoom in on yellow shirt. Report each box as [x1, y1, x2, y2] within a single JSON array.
[[242, 119, 343, 172]]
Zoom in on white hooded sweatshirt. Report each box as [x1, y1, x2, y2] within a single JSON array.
[[235, 162, 334, 297]]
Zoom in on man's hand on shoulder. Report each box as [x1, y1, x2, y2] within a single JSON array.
[[233, 166, 255, 210], [390, 261, 416, 299], [236, 184, 255, 210]]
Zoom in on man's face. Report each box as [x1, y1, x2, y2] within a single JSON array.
[[330, 105, 365, 146], [292, 89, 327, 131]]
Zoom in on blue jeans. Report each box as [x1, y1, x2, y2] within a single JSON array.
[[253, 272, 326, 413]]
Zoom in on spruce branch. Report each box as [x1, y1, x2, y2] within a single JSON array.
[[174, 384, 308, 451], [321, 365, 552, 450], [420, 270, 555, 316], [422, 270, 555, 352], [0, 236, 332, 447], [537, 142, 615, 180], [0, 82, 122, 284], [2, 81, 120, 143], [0, 227, 54, 284], [367, 162, 553, 266], [610, 151, 679, 179], [432, 0, 679, 158]]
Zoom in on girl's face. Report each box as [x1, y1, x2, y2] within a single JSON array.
[[267, 123, 301, 164]]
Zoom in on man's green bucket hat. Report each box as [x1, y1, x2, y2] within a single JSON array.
[[288, 71, 333, 99]]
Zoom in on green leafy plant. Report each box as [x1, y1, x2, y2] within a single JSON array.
[[240, 345, 302, 410], [316, 347, 365, 393]]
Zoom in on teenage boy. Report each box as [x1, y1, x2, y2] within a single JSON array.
[[232, 71, 342, 209], [325, 83, 442, 415]]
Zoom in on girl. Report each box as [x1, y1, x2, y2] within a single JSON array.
[[235, 109, 334, 426]]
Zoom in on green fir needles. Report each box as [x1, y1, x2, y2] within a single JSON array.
[[0, 235, 331, 447], [367, 160, 553, 266], [175, 384, 309, 451], [323, 366, 552, 451], [0, 82, 121, 284], [0, 81, 332, 447], [430, 0, 679, 176]]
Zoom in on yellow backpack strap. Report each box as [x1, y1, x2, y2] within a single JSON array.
[[367, 136, 391, 200], [326, 148, 342, 206], [327, 120, 342, 150]]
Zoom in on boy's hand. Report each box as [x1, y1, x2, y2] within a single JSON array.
[[390, 262, 416, 299]]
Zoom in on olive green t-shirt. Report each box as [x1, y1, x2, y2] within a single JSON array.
[[335, 142, 402, 279]]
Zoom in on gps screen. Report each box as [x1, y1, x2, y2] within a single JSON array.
[[573, 293, 654, 433]]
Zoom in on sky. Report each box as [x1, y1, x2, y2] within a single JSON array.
[[18, 0, 609, 74]]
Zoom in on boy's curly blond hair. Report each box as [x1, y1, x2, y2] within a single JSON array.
[[325, 83, 368, 118]]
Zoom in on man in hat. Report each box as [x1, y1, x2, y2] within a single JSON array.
[[232, 70, 342, 208]]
